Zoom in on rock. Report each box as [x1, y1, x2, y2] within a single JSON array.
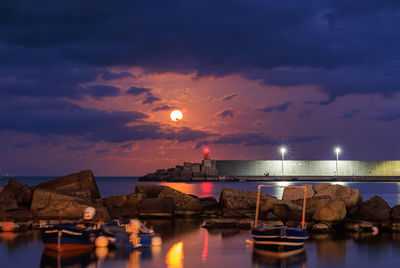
[[358, 196, 390, 221], [199, 197, 218, 210], [103, 193, 144, 208], [272, 203, 290, 221], [138, 197, 175, 217], [135, 185, 167, 197], [391, 223, 400, 232], [282, 184, 315, 201], [0, 209, 32, 221], [0, 191, 18, 211], [36, 170, 100, 199], [203, 218, 252, 229], [344, 221, 374, 232], [31, 188, 109, 220], [103, 193, 144, 219], [312, 223, 330, 233], [222, 208, 248, 218], [2, 178, 32, 205], [0, 186, 3, 193], [158, 187, 202, 214], [314, 183, 362, 208], [391, 205, 400, 221], [219, 188, 277, 211], [108, 207, 139, 219], [313, 200, 346, 222]]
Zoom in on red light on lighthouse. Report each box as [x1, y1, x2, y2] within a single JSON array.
[[203, 147, 210, 160]]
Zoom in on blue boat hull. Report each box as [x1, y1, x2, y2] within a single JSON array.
[[252, 226, 308, 256], [40, 223, 100, 251]]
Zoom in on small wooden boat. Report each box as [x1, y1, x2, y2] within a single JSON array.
[[251, 185, 308, 257], [40, 222, 102, 252]]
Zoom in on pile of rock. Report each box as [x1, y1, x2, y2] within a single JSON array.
[[139, 160, 218, 181], [0, 170, 110, 230], [3, 171, 400, 235], [206, 183, 400, 234]]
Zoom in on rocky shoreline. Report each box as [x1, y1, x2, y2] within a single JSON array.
[[1, 170, 400, 236]]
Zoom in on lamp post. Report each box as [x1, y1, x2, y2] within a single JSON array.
[[280, 147, 286, 176], [335, 147, 341, 176]]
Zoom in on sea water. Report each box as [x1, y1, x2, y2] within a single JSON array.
[[1, 177, 400, 267]]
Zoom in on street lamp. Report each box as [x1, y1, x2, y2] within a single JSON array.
[[335, 147, 341, 176], [280, 147, 286, 176]]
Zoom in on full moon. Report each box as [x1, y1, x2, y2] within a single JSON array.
[[170, 110, 183, 121]]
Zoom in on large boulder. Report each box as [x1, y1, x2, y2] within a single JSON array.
[[313, 200, 346, 222], [31, 188, 109, 220], [2, 178, 32, 206], [36, 170, 100, 199], [358, 196, 390, 221], [219, 188, 277, 211], [282, 184, 315, 201], [103, 193, 144, 219], [138, 197, 175, 217], [0, 191, 18, 211], [135, 185, 168, 197], [158, 187, 202, 214], [391, 205, 400, 221], [314, 183, 362, 208], [199, 197, 218, 210], [0, 209, 32, 221]]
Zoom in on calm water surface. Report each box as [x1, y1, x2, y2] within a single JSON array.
[[1, 177, 400, 267]]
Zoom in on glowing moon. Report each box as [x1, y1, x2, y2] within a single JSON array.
[[170, 110, 183, 121]]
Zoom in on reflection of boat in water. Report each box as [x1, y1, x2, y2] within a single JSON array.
[[102, 219, 154, 249], [251, 185, 308, 257], [252, 248, 307, 267], [40, 248, 96, 268]]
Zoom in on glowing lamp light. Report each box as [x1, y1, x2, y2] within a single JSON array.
[[280, 147, 286, 154], [203, 147, 210, 160], [335, 147, 341, 154], [170, 110, 183, 121]]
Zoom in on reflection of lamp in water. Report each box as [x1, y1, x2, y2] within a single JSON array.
[[201, 231, 208, 263], [167, 242, 183, 268], [127, 251, 142, 268]]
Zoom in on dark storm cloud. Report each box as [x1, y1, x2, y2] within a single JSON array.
[[373, 109, 400, 121], [142, 93, 161, 104], [216, 109, 235, 118], [2, 1, 400, 103], [259, 102, 292, 113], [0, 98, 210, 143], [221, 93, 239, 101], [126, 87, 151, 96], [152, 105, 175, 112], [198, 133, 324, 147], [342, 109, 362, 119], [298, 109, 313, 119], [84, 85, 122, 99], [100, 71, 133, 81]]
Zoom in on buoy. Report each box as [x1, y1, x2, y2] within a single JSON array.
[[152, 236, 162, 246], [95, 236, 109, 248], [245, 239, 253, 245], [1, 222, 18, 232]]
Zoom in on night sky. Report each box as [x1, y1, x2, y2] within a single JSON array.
[[1, 1, 400, 176]]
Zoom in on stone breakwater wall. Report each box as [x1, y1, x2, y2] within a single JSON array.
[[215, 160, 400, 177], [139, 160, 222, 181], [2, 170, 400, 234]]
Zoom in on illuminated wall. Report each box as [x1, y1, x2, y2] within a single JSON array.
[[215, 160, 400, 177]]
